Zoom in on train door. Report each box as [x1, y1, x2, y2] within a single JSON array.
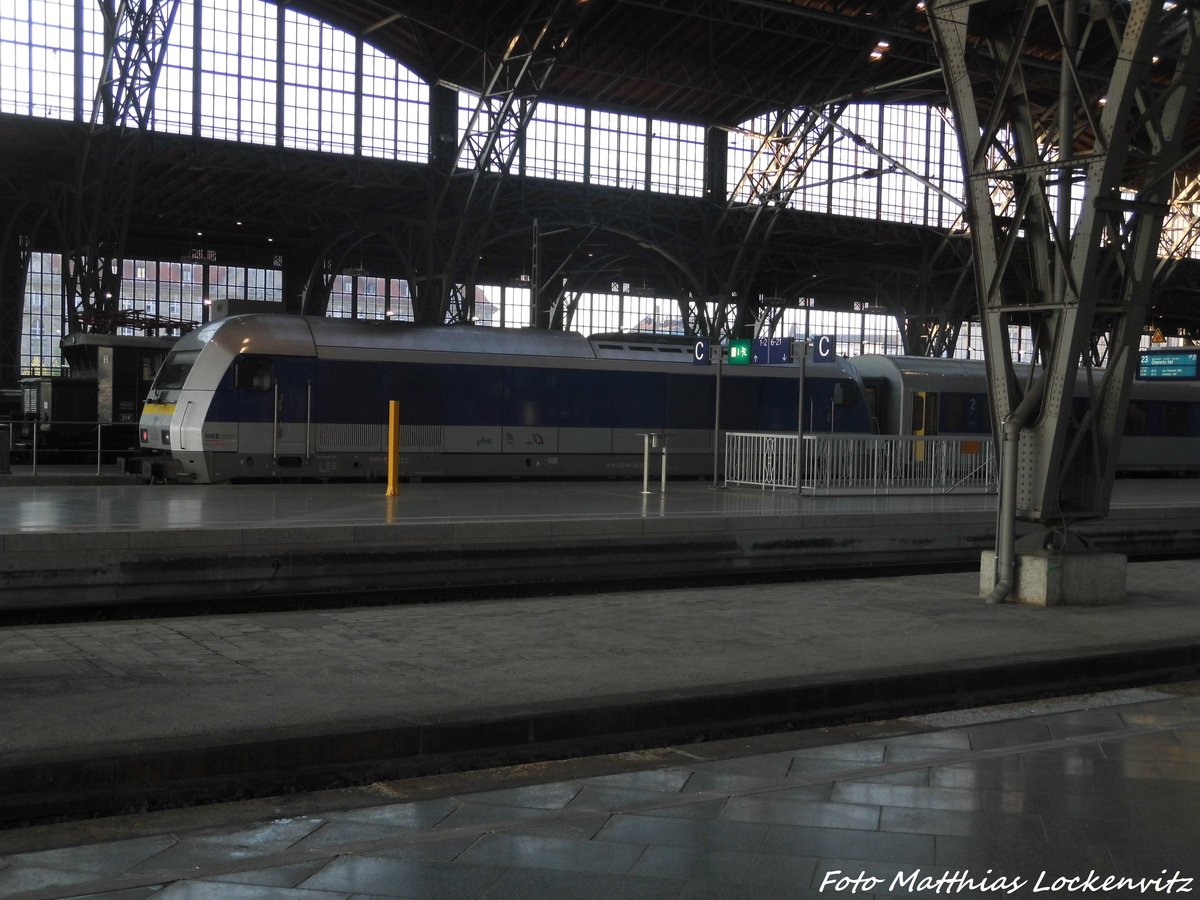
[[911, 390, 938, 462], [861, 377, 888, 434], [236, 356, 315, 464], [274, 358, 315, 463], [910, 390, 939, 436]]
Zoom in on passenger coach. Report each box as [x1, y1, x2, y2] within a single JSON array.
[[852, 353, 1200, 474]]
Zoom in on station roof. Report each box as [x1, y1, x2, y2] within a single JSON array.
[[2, 0, 1199, 339], [278, 0, 1153, 134], [280, 0, 948, 126]]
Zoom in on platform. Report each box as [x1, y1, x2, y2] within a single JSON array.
[[2, 477, 1200, 609], [1, 580, 1199, 899], [2, 682, 1198, 899], [0, 479, 1198, 894], [0, 555, 1199, 826]]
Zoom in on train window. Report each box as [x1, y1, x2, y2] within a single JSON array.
[[237, 357, 274, 391], [151, 350, 199, 392], [1162, 402, 1192, 437], [1124, 401, 1146, 436], [938, 392, 988, 434]]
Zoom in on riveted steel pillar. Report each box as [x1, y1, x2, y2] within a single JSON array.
[[928, 0, 1200, 601], [928, 0, 1200, 527], [432, 0, 592, 326], [69, 0, 182, 333], [0, 232, 30, 389]]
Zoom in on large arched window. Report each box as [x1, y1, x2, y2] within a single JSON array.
[[1, 0, 75, 119], [283, 11, 354, 153], [728, 102, 964, 230], [201, 0, 277, 145], [3, 0, 431, 162]]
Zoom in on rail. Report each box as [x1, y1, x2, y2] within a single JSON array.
[[724, 432, 997, 495]]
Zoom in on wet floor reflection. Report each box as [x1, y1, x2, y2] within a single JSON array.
[[0, 685, 1195, 898]]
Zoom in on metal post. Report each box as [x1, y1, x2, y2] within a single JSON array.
[[96, 423, 102, 475], [660, 436, 668, 493], [988, 415, 1021, 603], [641, 433, 651, 494], [794, 339, 808, 492], [711, 345, 722, 487], [386, 399, 400, 497]]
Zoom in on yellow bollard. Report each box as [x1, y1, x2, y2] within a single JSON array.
[[386, 399, 400, 497]]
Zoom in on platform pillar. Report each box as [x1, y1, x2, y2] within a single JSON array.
[[980, 549, 1127, 607]]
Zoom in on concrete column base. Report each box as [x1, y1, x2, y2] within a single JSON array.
[[980, 550, 1127, 606]]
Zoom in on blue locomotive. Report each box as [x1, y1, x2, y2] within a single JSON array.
[[139, 315, 871, 483]]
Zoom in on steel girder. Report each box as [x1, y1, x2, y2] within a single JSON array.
[[67, 0, 181, 334], [1157, 170, 1200, 281], [0, 234, 31, 389], [716, 104, 847, 342], [927, 0, 1200, 527], [430, 0, 591, 326], [94, 0, 182, 130], [690, 0, 942, 345]]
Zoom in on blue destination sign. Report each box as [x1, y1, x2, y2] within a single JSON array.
[[1137, 350, 1200, 380], [751, 337, 792, 365]]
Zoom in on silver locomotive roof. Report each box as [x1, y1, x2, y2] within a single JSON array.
[[190, 314, 600, 360]]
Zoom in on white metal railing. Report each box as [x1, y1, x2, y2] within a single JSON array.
[[723, 432, 799, 489], [724, 432, 997, 494]]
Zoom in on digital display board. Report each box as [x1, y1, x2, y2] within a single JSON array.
[[1137, 350, 1200, 380]]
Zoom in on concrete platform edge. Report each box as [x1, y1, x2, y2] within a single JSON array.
[[5, 507, 1199, 609], [2, 637, 1197, 829]]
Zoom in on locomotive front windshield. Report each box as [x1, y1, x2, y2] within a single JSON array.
[[149, 349, 199, 395]]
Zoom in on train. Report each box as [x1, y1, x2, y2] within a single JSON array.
[[137, 314, 1200, 483], [852, 354, 1200, 474], [137, 315, 870, 482]]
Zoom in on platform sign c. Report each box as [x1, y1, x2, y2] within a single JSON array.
[[693, 340, 710, 365], [812, 335, 836, 363]]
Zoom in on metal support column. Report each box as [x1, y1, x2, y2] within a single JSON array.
[[69, 0, 182, 333], [927, 0, 1200, 573], [432, 0, 591, 326], [0, 232, 31, 389]]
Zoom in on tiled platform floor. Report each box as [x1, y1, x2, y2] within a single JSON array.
[[1, 684, 1197, 899]]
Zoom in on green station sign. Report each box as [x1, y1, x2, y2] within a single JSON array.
[[728, 339, 752, 365]]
